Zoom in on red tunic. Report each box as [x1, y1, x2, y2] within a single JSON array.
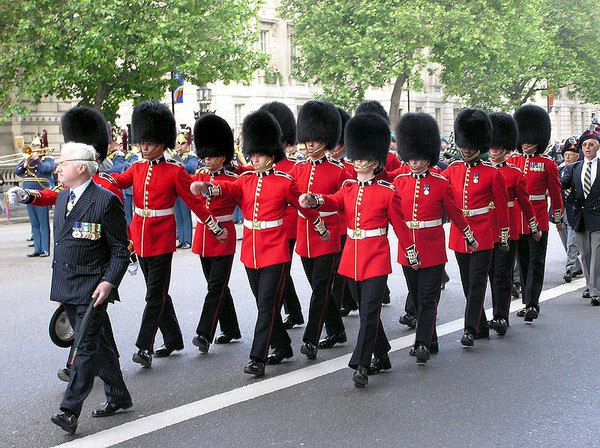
[[506, 153, 563, 233], [393, 170, 471, 268], [111, 156, 214, 257], [444, 160, 510, 253], [316, 178, 412, 281], [290, 156, 351, 258], [385, 151, 402, 172], [215, 169, 322, 269], [274, 157, 300, 240], [191, 167, 238, 257]]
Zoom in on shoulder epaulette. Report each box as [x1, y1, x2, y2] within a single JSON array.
[[98, 172, 117, 184], [341, 178, 357, 187], [197, 167, 211, 175], [541, 154, 554, 161], [274, 170, 293, 180], [482, 160, 494, 167], [327, 159, 345, 169], [240, 170, 254, 177], [505, 163, 522, 173], [166, 159, 183, 167], [223, 170, 238, 178], [134, 158, 148, 164], [51, 184, 65, 193], [449, 160, 463, 167], [377, 180, 395, 190], [430, 172, 447, 180], [393, 172, 412, 181]]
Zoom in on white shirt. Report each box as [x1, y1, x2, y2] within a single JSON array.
[[69, 178, 93, 207]]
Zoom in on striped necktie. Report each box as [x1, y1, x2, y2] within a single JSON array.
[[66, 191, 76, 216], [584, 161, 592, 197]]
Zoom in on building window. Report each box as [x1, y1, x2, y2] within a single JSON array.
[[234, 104, 244, 137], [260, 30, 269, 53]]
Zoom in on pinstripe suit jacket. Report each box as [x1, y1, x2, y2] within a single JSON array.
[[568, 160, 600, 233], [50, 181, 129, 305]]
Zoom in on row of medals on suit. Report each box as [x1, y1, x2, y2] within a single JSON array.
[[72, 222, 102, 240]]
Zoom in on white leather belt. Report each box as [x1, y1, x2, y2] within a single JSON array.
[[405, 219, 443, 230], [529, 194, 547, 201], [347, 227, 387, 240], [216, 214, 233, 222], [298, 211, 338, 219], [134, 206, 174, 218], [243, 218, 283, 230], [462, 206, 489, 217], [507, 201, 515, 207]]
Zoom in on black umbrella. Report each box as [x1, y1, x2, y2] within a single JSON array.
[[69, 301, 99, 364]]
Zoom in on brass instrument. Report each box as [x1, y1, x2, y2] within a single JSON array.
[[0, 145, 56, 166]]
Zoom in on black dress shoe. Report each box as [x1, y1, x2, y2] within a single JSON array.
[[132, 349, 152, 368], [192, 335, 210, 353], [368, 354, 391, 374], [511, 284, 521, 298], [318, 331, 347, 348], [27, 252, 41, 257], [352, 366, 369, 388], [460, 331, 474, 347], [244, 360, 265, 377], [180, 242, 191, 250], [516, 307, 527, 317], [489, 318, 508, 336], [92, 399, 133, 417], [590, 297, 600, 306], [524, 306, 539, 322], [39, 251, 50, 258], [58, 368, 70, 382], [414, 344, 430, 364], [214, 333, 241, 344], [154, 343, 183, 358], [283, 315, 304, 329], [474, 328, 489, 340], [563, 271, 572, 283], [51, 411, 78, 434], [339, 307, 351, 317], [266, 345, 293, 365], [583, 289, 591, 299], [300, 342, 318, 360], [175, 242, 183, 249], [398, 313, 417, 329], [572, 269, 583, 278]]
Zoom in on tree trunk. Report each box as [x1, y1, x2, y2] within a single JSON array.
[[389, 73, 408, 129], [93, 81, 109, 111]]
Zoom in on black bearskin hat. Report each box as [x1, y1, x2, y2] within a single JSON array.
[[514, 104, 551, 154], [193, 114, 234, 164], [489, 112, 518, 152], [355, 100, 390, 125], [395, 112, 440, 166], [131, 101, 177, 149], [454, 108, 492, 154], [61, 107, 109, 162], [345, 113, 390, 165], [242, 111, 285, 163], [337, 108, 351, 147], [259, 102, 296, 147], [296, 100, 341, 150]]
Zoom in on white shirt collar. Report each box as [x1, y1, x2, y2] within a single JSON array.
[[70, 178, 93, 204]]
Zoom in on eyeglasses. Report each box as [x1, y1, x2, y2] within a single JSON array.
[[57, 159, 94, 167]]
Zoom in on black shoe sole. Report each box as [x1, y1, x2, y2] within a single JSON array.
[[51, 416, 76, 434]]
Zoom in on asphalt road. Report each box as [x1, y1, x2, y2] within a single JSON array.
[[0, 221, 598, 448]]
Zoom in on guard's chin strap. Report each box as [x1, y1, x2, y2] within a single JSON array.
[[253, 156, 273, 171], [205, 156, 225, 171], [461, 149, 480, 163], [353, 160, 377, 171], [489, 150, 506, 163], [307, 143, 326, 156], [409, 160, 429, 173]]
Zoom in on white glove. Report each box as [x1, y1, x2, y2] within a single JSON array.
[[7, 186, 30, 204]]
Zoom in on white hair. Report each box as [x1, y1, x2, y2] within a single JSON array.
[[61, 142, 99, 175]]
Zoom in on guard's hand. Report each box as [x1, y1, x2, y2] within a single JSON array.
[[92, 281, 113, 307], [299, 193, 314, 208], [7, 186, 29, 204], [470, 240, 479, 252], [190, 181, 210, 197], [319, 229, 330, 242], [216, 227, 228, 243], [533, 231, 542, 241]]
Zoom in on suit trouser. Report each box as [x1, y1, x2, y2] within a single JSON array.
[[402, 264, 444, 348], [124, 193, 133, 225], [488, 240, 518, 323], [196, 254, 241, 341], [174, 197, 192, 245], [559, 224, 582, 274], [575, 230, 600, 297], [455, 249, 492, 334], [61, 303, 130, 417], [65, 313, 119, 368], [26, 204, 50, 254], [301, 253, 345, 344], [517, 232, 548, 309], [136, 253, 184, 351], [281, 239, 303, 320], [347, 275, 390, 369], [332, 235, 358, 311], [245, 263, 291, 363]]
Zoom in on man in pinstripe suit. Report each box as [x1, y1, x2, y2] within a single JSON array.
[[49, 142, 131, 435]]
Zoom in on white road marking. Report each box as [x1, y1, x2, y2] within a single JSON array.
[[52, 278, 585, 448]]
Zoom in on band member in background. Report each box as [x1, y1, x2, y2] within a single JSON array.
[[444, 109, 510, 347], [110, 101, 225, 368], [299, 112, 416, 387], [15, 134, 54, 257], [259, 101, 305, 329], [190, 113, 242, 353], [508, 105, 563, 322], [191, 110, 329, 377], [394, 112, 478, 363]]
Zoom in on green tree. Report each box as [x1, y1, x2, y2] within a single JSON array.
[[281, 0, 437, 126], [0, 0, 266, 122]]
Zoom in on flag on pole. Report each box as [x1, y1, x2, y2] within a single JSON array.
[[173, 71, 184, 104]]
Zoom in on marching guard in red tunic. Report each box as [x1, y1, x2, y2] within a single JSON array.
[[487, 112, 540, 334], [508, 105, 563, 322], [189, 114, 242, 353], [300, 112, 417, 387], [111, 101, 225, 368], [444, 109, 510, 347], [292, 100, 350, 359], [393, 112, 478, 363], [191, 111, 329, 377]]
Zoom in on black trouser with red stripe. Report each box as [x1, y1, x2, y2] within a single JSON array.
[[347, 275, 390, 369], [517, 232, 548, 310], [196, 255, 241, 342], [301, 253, 345, 345], [455, 250, 493, 335], [246, 263, 291, 363], [488, 240, 518, 323], [281, 239, 303, 321], [402, 264, 444, 349], [136, 253, 183, 351]]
